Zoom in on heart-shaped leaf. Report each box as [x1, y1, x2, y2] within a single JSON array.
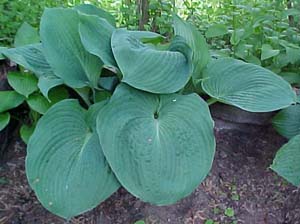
[[97, 84, 215, 205], [271, 134, 300, 186], [173, 15, 210, 79], [40, 8, 103, 88], [272, 104, 300, 139], [0, 91, 25, 113], [202, 58, 296, 112], [7, 72, 38, 98], [111, 29, 192, 93], [26, 100, 119, 219]]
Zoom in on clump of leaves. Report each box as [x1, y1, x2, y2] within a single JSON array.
[[0, 4, 297, 219]]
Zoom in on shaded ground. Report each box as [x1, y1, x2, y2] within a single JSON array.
[[0, 117, 299, 224]]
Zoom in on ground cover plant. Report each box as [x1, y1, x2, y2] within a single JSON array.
[[0, 3, 299, 220]]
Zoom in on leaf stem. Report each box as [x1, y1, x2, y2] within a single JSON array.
[[207, 98, 218, 106]]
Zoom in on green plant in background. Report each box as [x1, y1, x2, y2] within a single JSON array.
[[0, 3, 299, 220]]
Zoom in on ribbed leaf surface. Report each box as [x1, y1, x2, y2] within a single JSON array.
[[173, 15, 210, 79], [40, 8, 103, 88], [97, 84, 215, 205], [2, 44, 53, 77], [111, 29, 191, 93], [79, 13, 117, 67], [202, 58, 296, 112], [272, 104, 300, 139], [26, 100, 119, 219], [7, 72, 38, 98]]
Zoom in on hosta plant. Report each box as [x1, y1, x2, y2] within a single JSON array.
[[0, 4, 297, 219]]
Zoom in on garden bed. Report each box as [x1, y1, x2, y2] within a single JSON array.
[[0, 113, 299, 224]]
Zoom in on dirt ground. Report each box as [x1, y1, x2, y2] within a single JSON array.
[[0, 116, 300, 224]]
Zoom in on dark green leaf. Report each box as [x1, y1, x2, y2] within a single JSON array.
[[0, 112, 10, 132], [0, 91, 25, 113], [20, 124, 35, 144], [7, 72, 38, 97], [27, 93, 51, 114]]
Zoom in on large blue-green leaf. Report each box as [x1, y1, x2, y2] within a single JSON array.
[[202, 58, 296, 112], [40, 8, 103, 88], [26, 100, 119, 219], [173, 15, 210, 79], [271, 134, 300, 186], [79, 13, 117, 67], [7, 72, 38, 98], [2, 44, 63, 96], [74, 4, 116, 27], [2, 44, 53, 77], [14, 22, 40, 47], [272, 104, 300, 139], [97, 84, 215, 205], [0, 91, 25, 113], [111, 29, 191, 93]]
